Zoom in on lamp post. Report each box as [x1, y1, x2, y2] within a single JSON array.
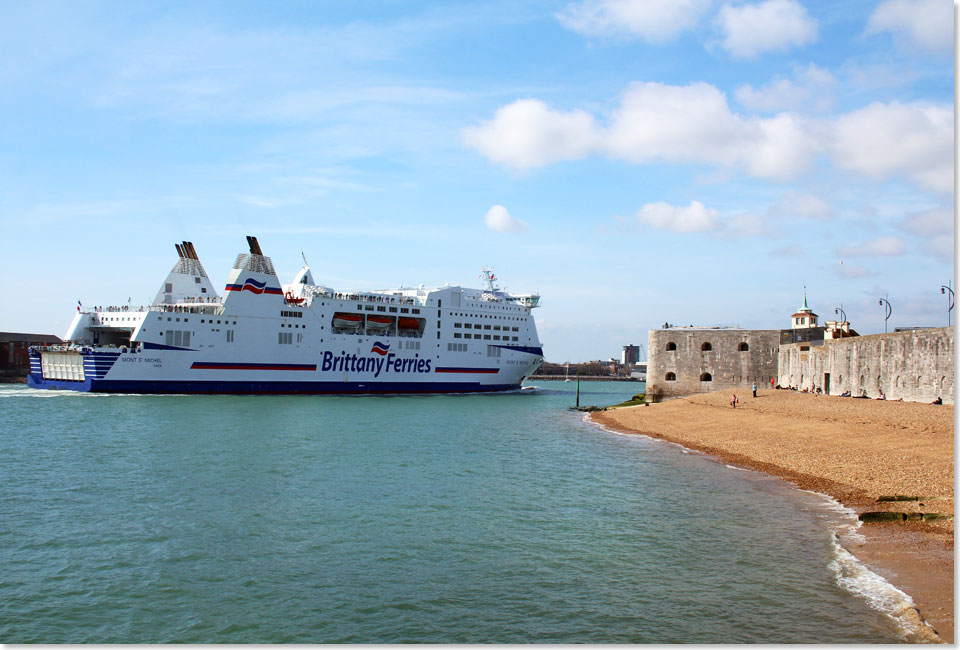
[[940, 283, 954, 327], [835, 306, 847, 337], [878, 297, 892, 334]]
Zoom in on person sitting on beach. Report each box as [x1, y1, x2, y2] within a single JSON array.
[[876, 390, 885, 400], [840, 390, 851, 397], [931, 396, 942, 405]]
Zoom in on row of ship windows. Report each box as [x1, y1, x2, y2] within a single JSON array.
[[455, 324, 519, 331], [161, 329, 425, 347], [447, 343, 503, 357], [664, 342, 750, 352], [450, 312, 524, 321], [359, 305, 420, 314], [159, 316, 239, 326], [453, 333, 518, 341]]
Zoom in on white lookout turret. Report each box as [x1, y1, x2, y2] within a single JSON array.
[[790, 290, 819, 329]]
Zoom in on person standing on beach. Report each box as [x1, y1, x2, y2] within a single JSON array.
[[731, 394, 738, 408], [752, 382, 757, 397]]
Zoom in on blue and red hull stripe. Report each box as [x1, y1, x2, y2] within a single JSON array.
[[26, 375, 521, 395], [434, 367, 500, 374], [191, 362, 317, 371]]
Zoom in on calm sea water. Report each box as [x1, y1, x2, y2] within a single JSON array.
[[1, 381, 909, 643]]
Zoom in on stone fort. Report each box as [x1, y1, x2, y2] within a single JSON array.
[[646, 295, 954, 404]]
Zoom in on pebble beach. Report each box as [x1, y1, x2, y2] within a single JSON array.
[[591, 389, 954, 643]]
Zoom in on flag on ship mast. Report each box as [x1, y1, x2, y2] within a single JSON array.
[[77, 300, 82, 312]]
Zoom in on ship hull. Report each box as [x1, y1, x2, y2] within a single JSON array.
[[26, 374, 523, 395], [27, 347, 538, 395]]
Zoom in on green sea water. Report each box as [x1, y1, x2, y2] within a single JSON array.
[[0, 381, 911, 642]]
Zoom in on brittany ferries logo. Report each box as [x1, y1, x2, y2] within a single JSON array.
[[225, 277, 283, 295], [321, 346, 431, 377]]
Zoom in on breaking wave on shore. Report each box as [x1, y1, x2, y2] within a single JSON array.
[[587, 414, 938, 643]]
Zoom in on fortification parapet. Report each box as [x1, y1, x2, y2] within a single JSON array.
[[646, 328, 780, 399], [778, 327, 954, 403]]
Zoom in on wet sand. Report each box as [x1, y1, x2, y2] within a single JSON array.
[[590, 389, 954, 643]]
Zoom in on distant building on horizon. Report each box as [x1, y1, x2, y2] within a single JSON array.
[[1, 332, 62, 376], [621, 344, 641, 365]]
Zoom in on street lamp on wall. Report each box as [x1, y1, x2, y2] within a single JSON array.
[[835, 306, 847, 337], [940, 283, 954, 327], [878, 297, 892, 334]]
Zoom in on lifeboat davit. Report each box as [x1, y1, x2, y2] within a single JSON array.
[[332, 312, 363, 328], [398, 317, 420, 331], [366, 315, 392, 330], [284, 291, 306, 305]]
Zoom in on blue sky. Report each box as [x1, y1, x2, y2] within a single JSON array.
[[1, 0, 954, 362]]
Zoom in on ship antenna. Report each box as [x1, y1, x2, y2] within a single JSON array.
[[302, 251, 309, 267]]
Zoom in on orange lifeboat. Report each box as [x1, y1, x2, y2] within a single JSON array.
[[332, 312, 363, 328], [398, 317, 420, 331], [366, 315, 391, 330]]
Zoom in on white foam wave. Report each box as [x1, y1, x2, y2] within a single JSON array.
[[806, 491, 933, 641], [827, 533, 929, 641], [583, 415, 937, 641]]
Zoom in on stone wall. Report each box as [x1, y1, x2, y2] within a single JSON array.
[[778, 327, 954, 404], [646, 328, 780, 399]]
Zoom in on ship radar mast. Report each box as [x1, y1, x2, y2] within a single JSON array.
[[480, 266, 500, 293]]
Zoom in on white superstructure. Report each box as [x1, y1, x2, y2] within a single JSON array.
[[29, 237, 544, 394]]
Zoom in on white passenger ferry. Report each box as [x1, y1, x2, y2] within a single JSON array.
[[28, 237, 544, 394]]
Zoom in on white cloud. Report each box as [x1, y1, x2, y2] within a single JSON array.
[[465, 82, 817, 179], [899, 206, 953, 237], [556, 0, 712, 41], [635, 201, 719, 232], [462, 99, 598, 168], [830, 101, 954, 194], [837, 236, 907, 257], [484, 205, 528, 232], [769, 190, 834, 220], [898, 206, 955, 262], [465, 85, 951, 195], [716, 0, 817, 59], [735, 64, 836, 113], [865, 0, 954, 54]]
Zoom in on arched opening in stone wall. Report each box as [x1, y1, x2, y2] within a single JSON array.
[[666, 342, 677, 351], [859, 375, 864, 386], [876, 376, 881, 390], [738, 342, 749, 351], [895, 375, 901, 388], [665, 372, 677, 381], [941, 376, 947, 390], [701, 342, 712, 351], [917, 375, 922, 387], [700, 373, 712, 381]]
